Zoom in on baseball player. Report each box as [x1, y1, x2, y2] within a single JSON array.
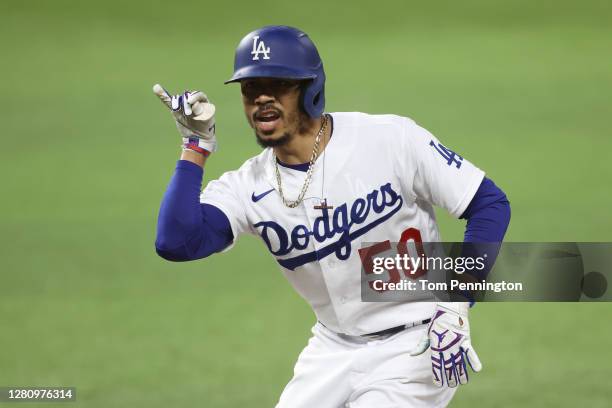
[[154, 26, 510, 407]]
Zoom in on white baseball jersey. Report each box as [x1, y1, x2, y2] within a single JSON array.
[[201, 112, 484, 335]]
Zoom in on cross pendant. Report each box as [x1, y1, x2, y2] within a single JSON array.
[[314, 199, 333, 210]]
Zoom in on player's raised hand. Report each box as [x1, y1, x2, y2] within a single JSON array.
[[153, 84, 217, 154], [410, 302, 482, 388]]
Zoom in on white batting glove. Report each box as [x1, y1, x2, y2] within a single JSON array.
[[410, 302, 482, 387], [152, 84, 217, 153]]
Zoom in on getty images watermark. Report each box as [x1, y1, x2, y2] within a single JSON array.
[[360, 242, 610, 302], [369, 252, 523, 293]]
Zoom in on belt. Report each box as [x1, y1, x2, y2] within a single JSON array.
[[361, 318, 431, 339]]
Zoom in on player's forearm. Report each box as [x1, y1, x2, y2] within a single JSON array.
[[155, 160, 233, 261], [155, 160, 204, 260]]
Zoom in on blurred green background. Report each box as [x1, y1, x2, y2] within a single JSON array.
[[1, 0, 611, 406]]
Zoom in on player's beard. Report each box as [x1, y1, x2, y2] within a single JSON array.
[[253, 108, 310, 148], [255, 131, 292, 148]]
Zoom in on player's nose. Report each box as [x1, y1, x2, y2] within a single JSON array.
[[254, 92, 275, 106]]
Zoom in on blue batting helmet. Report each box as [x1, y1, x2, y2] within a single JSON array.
[[225, 25, 326, 118]]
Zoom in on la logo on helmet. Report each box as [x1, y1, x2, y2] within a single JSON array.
[[251, 36, 270, 60]]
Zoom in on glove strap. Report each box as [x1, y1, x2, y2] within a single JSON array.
[[438, 302, 470, 316], [182, 136, 211, 157]]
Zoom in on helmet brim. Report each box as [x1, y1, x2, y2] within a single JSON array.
[[224, 64, 317, 84]]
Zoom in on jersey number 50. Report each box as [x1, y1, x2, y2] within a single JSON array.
[[358, 228, 427, 292]]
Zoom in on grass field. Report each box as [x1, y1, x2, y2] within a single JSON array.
[[1, 0, 611, 406]]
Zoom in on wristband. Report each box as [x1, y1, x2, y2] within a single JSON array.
[[182, 137, 211, 157]]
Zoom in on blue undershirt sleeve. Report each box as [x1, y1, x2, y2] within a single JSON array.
[[460, 177, 511, 243], [155, 160, 234, 262], [458, 177, 511, 294]]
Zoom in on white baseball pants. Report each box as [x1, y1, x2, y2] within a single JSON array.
[[275, 322, 456, 408]]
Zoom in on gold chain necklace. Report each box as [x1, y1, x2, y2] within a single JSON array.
[[274, 114, 329, 208]]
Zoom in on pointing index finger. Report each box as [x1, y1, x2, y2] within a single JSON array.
[[152, 83, 172, 109]]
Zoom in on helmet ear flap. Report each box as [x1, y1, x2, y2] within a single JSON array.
[[302, 72, 325, 118], [296, 80, 309, 116]]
